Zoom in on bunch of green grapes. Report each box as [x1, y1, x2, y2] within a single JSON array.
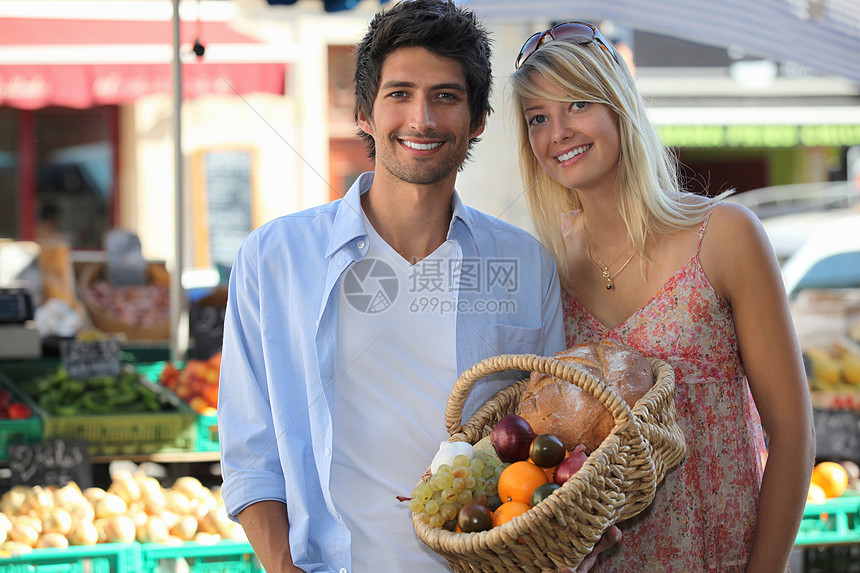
[[409, 454, 505, 529]]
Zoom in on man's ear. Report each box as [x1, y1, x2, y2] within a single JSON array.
[[469, 111, 487, 139], [357, 108, 375, 138]]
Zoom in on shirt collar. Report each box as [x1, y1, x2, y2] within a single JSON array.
[[326, 172, 374, 259], [326, 171, 480, 258], [448, 187, 479, 255]]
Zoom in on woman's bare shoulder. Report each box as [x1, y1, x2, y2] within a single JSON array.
[[704, 201, 765, 243], [700, 202, 776, 299]]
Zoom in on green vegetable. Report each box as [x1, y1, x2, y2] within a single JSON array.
[[15, 364, 178, 415]]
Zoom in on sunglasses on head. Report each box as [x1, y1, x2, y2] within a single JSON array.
[[515, 21, 619, 70]]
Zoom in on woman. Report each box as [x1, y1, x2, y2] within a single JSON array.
[[510, 22, 814, 572]]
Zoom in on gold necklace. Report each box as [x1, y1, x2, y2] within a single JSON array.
[[582, 220, 636, 291]]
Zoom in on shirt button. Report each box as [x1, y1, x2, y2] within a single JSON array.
[[356, 239, 366, 249], [339, 569, 347, 573], [324, 448, 331, 457], [338, 257, 347, 266]]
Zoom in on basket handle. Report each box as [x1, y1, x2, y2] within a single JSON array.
[[445, 353, 634, 436]]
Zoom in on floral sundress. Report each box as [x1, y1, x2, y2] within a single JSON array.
[[563, 221, 770, 572]]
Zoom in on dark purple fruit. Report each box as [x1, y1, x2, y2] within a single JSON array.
[[529, 434, 565, 467], [457, 502, 493, 533]]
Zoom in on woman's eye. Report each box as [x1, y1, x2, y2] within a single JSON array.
[[570, 101, 588, 111], [527, 114, 547, 127]]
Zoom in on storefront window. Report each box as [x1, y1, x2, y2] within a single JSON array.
[[34, 107, 115, 249], [0, 108, 18, 240], [0, 106, 116, 249]]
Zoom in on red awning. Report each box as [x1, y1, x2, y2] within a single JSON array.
[[0, 18, 287, 109]]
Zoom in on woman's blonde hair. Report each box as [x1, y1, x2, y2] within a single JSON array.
[[510, 38, 722, 286]]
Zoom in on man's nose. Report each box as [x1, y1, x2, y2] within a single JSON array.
[[409, 99, 437, 131]]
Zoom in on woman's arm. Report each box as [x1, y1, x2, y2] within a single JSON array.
[[238, 501, 304, 573], [702, 203, 815, 572]]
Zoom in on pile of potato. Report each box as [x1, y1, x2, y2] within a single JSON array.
[[0, 471, 246, 557]]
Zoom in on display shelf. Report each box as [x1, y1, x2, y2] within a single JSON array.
[[87, 450, 220, 464], [0, 542, 141, 573], [796, 493, 860, 547], [0, 541, 261, 573]]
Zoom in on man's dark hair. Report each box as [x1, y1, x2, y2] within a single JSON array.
[[353, 0, 493, 160]]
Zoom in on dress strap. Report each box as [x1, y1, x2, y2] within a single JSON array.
[[696, 213, 712, 254]]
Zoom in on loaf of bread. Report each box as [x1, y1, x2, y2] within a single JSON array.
[[516, 340, 653, 453]]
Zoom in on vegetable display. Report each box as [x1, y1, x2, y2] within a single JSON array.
[[15, 366, 177, 416], [0, 472, 246, 557]]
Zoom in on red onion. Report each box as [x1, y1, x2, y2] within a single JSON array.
[[491, 414, 537, 462], [553, 444, 588, 486]]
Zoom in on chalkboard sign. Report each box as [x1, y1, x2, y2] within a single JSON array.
[[813, 408, 860, 463], [193, 149, 255, 270], [60, 338, 122, 378], [7, 439, 91, 489], [189, 288, 227, 360]]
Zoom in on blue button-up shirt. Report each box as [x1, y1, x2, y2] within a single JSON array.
[[218, 172, 565, 572]]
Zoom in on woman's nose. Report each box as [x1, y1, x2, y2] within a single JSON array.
[[551, 121, 574, 143]]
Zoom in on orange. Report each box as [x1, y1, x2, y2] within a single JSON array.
[[528, 458, 556, 482], [491, 501, 531, 527], [807, 482, 827, 504], [811, 461, 849, 498], [498, 461, 549, 504]]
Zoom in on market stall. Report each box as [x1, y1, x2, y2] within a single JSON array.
[[0, 233, 240, 568]]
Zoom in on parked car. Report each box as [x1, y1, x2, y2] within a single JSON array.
[[780, 213, 860, 299], [761, 207, 858, 263]]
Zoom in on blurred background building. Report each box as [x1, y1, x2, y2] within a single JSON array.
[[1, 0, 858, 274]]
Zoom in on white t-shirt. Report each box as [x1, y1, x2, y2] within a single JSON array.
[[331, 215, 459, 571]]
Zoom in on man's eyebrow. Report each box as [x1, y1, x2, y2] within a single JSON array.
[[380, 80, 467, 93]]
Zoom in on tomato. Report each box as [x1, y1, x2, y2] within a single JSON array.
[[204, 369, 219, 385], [7, 402, 31, 419], [202, 383, 219, 407]]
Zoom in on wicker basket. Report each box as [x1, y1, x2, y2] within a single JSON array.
[[77, 262, 171, 341], [413, 353, 686, 572]]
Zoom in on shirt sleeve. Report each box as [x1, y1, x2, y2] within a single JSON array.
[[218, 238, 288, 522]]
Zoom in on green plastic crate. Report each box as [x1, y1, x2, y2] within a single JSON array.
[[139, 541, 263, 573], [134, 362, 170, 385], [0, 374, 42, 462], [796, 494, 860, 546], [194, 412, 219, 452], [0, 362, 197, 456], [136, 362, 220, 453], [0, 542, 141, 573]]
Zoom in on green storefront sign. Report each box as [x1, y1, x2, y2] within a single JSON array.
[[657, 124, 860, 148]]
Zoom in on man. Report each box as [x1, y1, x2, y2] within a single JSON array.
[[217, 1, 565, 571]]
